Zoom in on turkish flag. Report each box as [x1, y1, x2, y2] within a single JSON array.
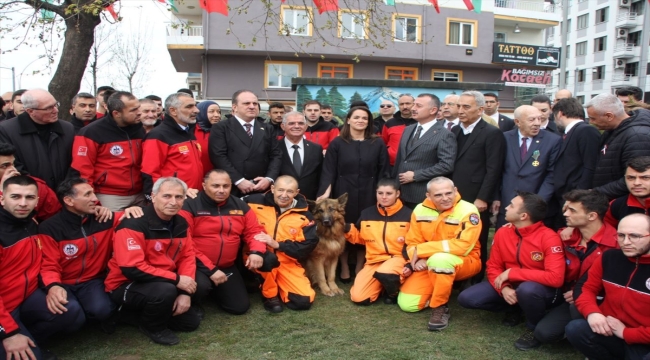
[[200, 0, 228, 16], [428, 0, 440, 13], [462, 0, 475, 11], [313, 0, 338, 14]]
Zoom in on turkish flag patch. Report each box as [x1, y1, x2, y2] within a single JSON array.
[[551, 246, 563, 253]]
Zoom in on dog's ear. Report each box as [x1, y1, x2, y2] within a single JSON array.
[[337, 193, 348, 206], [306, 199, 317, 211]]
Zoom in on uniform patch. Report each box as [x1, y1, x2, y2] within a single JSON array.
[[229, 210, 243, 215], [469, 214, 480, 225], [154, 241, 163, 252], [551, 246, 563, 254], [196, 143, 202, 152], [531, 251, 544, 261], [77, 146, 88, 156], [63, 244, 78, 256], [646, 278, 650, 291], [178, 145, 189, 154], [197, 211, 211, 215], [110, 145, 123, 156], [127, 238, 141, 251], [289, 228, 297, 235], [307, 220, 315, 226], [397, 236, 405, 243]]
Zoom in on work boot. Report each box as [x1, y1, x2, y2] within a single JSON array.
[[427, 305, 450, 331], [502, 310, 523, 327], [383, 293, 398, 305], [263, 296, 283, 313], [139, 326, 180, 345], [514, 328, 541, 350]]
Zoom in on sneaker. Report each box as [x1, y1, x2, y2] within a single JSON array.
[[263, 296, 283, 313], [383, 294, 398, 305], [514, 329, 541, 350], [502, 310, 523, 327], [427, 306, 450, 331], [139, 326, 180, 345]]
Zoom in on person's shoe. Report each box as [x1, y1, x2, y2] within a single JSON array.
[[194, 305, 205, 321], [502, 311, 523, 327], [139, 326, 180, 345], [100, 311, 120, 334], [41, 349, 58, 360], [383, 294, 398, 305], [427, 305, 450, 331], [263, 296, 284, 313], [514, 329, 541, 350]]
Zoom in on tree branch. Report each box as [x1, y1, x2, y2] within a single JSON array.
[[24, 0, 65, 16]]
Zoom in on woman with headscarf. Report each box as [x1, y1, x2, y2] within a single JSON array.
[[195, 101, 221, 175]]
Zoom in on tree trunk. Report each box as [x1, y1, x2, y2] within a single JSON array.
[[48, 14, 100, 121]]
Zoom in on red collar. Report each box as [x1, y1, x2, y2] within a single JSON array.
[[626, 194, 650, 210], [563, 222, 618, 249]]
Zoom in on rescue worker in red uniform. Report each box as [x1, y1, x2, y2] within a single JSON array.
[[71, 91, 146, 211], [0, 176, 84, 360], [105, 177, 201, 346], [458, 191, 565, 350], [303, 100, 339, 151], [345, 178, 412, 305], [244, 175, 318, 313], [179, 169, 270, 315]]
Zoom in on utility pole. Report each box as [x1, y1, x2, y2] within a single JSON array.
[[638, 4, 650, 101], [558, 0, 569, 89]]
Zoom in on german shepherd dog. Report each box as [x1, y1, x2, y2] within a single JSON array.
[[306, 193, 348, 296]]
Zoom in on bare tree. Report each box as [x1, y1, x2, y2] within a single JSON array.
[[84, 24, 114, 95], [110, 22, 152, 95]]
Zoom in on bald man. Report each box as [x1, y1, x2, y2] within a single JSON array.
[[553, 89, 572, 104], [493, 105, 561, 227], [374, 100, 396, 134], [0, 89, 74, 189]]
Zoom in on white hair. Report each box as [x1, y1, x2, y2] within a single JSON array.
[[152, 177, 188, 195], [282, 111, 306, 125], [460, 91, 486, 107], [426, 176, 454, 192], [586, 93, 625, 117]]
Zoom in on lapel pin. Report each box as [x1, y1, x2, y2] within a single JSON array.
[[535, 140, 539, 143]]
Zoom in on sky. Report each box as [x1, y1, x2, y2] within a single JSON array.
[[0, 0, 187, 98]]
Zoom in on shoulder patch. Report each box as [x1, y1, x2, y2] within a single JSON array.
[[531, 251, 544, 262], [469, 214, 480, 226], [229, 210, 244, 215], [551, 246, 563, 254]]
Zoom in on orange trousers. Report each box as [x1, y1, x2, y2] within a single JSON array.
[[257, 258, 315, 306], [350, 257, 406, 303]]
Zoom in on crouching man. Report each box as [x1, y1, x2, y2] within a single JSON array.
[[105, 177, 201, 345], [566, 213, 650, 359], [244, 175, 318, 312], [398, 177, 481, 331]]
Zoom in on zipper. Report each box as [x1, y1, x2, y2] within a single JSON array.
[[23, 230, 35, 301], [272, 208, 284, 254], [515, 230, 523, 268], [79, 225, 90, 285], [380, 206, 389, 254], [214, 206, 225, 267]]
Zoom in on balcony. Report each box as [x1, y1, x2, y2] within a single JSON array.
[[166, 24, 204, 47], [493, 0, 561, 26], [611, 74, 632, 87], [616, 12, 640, 28], [494, 0, 556, 12], [613, 43, 635, 59], [546, 34, 555, 44]]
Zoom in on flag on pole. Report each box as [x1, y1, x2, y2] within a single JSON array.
[[105, 3, 119, 20], [384, 0, 395, 5], [428, 0, 440, 13], [200, 0, 228, 15], [462, 0, 475, 11], [473, 0, 482, 13], [313, 0, 338, 14], [157, 0, 178, 12]]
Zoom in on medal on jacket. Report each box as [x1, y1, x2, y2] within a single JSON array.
[[531, 150, 540, 167]]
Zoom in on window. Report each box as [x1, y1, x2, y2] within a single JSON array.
[[577, 14, 588, 29], [318, 63, 353, 78], [432, 69, 463, 82], [631, 0, 644, 15], [577, 69, 586, 82], [628, 31, 641, 46], [593, 65, 605, 80], [280, 6, 312, 36], [339, 10, 367, 39], [494, 32, 506, 43], [265, 61, 301, 89], [576, 41, 587, 56], [567, 19, 572, 32], [591, 94, 598, 99], [447, 18, 477, 46], [624, 62, 639, 77], [594, 36, 607, 52], [566, 45, 570, 59], [385, 66, 418, 80], [577, 95, 585, 104], [394, 15, 420, 42], [565, 71, 570, 83], [648, 63, 650, 75], [595, 7, 608, 23]]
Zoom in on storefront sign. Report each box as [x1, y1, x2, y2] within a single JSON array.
[[501, 69, 552, 88], [493, 42, 561, 68]]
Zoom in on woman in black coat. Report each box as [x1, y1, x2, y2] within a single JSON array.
[[317, 106, 390, 282]]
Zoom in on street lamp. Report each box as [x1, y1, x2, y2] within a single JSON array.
[[0, 66, 15, 91]]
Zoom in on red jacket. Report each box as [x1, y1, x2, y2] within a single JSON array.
[[141, 116, 203, 197], [576, 250, 650, 345], [304, 118, 339, 150], [194, 126, 213, 176], [381, 113, 416, 165], [604, 194, 649, 228], [179, 192, 266, 275], [0, 176, 62, 222], [104, 205, 196, 292], [0, 209, 41, 340], [560, 222, 618, 289], [39, 208, 122, 289], [71, 115, 145, 196], [487, 221, 565, 295]]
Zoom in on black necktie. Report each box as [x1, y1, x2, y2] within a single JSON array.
[[292, 145, 302, 175], [408, 125, 422, 150]]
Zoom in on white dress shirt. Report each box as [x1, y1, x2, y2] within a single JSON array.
[[414, 120, 437, 139], [444, 118, 459, 129], [518, 130, 532, 151], [235, 115, 254, 136], [284, 137, 304, 164], [564, 119, 582, 134], [460, 119, 480, 135]]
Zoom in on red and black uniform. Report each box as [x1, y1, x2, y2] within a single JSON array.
[[70, 114, 97, 134], [603, 194, 650, 228], [381, 113, 416, 166], [305, 118, 339, 150], [194, 126, 213, 176], [267, 121, 284, 141], [0, 176, 62, 222], [71, 114, 145, 196], [141, 115, 203, 197], [179, 192, 267, 315], [105, 205, 200, 333]]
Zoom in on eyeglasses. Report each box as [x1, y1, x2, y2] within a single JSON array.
[[31, 102, 60, 112], [440, 102, 456, 107], [616, 233, 650, 242], [379, 105, 393, 108]]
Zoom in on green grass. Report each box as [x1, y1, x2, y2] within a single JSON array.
[[48, 285, 582, 360]]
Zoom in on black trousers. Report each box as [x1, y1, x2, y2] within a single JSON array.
[[194, 265, 251, 315], [110, 282, 201, 333], [566, 319, 650, 360], [471, 209, 491, 283]]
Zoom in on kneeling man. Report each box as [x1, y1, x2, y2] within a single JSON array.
[[398, 177, 481, 331]]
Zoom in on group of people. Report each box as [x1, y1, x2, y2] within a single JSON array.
[[0, 84, 649, 360]]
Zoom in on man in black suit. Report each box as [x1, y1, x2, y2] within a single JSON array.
[[531, 95, 558, 134], [278, 112, 323, 200], [482, 92, 515, 132], [452, 91, 506, 282], [551, 98, 600, 229], [209, 90, 283, 196]]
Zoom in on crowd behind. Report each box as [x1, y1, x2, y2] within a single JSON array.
[[0, 84, 649, 360]]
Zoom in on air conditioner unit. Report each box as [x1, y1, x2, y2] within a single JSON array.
[[620, 0, 630, 7], [617, 28, 629, 38], [615, 59, 627, 68]]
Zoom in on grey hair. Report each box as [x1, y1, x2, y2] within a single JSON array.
[[164, 92, 192, 115], [460, 91, 486, 107], [282, 111, 306, 125], [586, 93, 625, 117], [139, 98, 156, 106], [398, 93, 414, 101], [20, 89, 47, 109], [152, 177, 188, 195], [426, 176, 454, 192]]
